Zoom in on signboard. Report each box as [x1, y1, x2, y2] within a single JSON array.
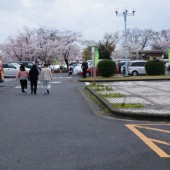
[[94, 48, 99, 67], [168, 47, 170, 63]]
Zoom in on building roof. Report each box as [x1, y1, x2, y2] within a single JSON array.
[[139, 50, 164, 54]]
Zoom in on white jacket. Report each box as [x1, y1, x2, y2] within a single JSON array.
[[41, 67, 52, 81]]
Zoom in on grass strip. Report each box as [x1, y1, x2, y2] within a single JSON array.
[[100, 93, 125, 98], [112, 103, 144, 109]]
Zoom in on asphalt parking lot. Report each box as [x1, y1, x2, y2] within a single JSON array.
[[0, 75, 170, 170]]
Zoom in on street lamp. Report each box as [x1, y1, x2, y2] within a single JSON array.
[[115, 9, 135, 76]]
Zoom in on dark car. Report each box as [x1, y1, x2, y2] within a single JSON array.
[[117, 61, 126, 74], [12, 61, 33, 69]]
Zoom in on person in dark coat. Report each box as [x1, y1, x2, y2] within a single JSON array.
[[29, 64, 39, 95], [81, 59, 88, 78]]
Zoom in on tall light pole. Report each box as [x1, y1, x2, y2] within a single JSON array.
[[115, 9, 135, 76]]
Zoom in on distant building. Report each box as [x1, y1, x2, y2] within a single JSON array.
[[139, 50, 166, 60]]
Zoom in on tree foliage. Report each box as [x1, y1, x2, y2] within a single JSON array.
[[97, 59, 116, 77], [98, 32, 119, 59], [145, 60, 165, 75]]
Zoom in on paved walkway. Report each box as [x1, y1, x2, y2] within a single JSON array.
[[87, 81, 170, 118]]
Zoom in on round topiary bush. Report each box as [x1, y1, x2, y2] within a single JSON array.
[[145, 59, 165, 75], [97, 59, 116, 77]]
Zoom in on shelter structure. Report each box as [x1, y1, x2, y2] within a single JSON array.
[[138, 50, 166, 60]]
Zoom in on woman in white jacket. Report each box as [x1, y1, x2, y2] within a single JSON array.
[[41, 63, 53, 95]]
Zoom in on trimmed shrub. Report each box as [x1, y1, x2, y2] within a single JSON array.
[[97, 59, 116, 77], [145, 59, 165, 75]]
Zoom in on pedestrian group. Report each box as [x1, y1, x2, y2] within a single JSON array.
[[16, 63, 52, 95]]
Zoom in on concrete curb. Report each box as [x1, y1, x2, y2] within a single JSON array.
[[80, 78, 170, 82]]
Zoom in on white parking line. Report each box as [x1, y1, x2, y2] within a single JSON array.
[[15, 81, 61, 88], [4, 78, 14, 81]]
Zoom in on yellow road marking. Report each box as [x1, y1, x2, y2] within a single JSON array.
[[126, 124, 170, 158], [150, 139, 170, 145], [135, 125, 170, 134]]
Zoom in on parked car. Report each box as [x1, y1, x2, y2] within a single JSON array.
[[3, 63, 30, 77], [73, 64, 82, 75], [12, 61, 33, 69], [86, 60, 93, 68], [117, 61, 125, 74], [127, 60, 147, 76], [2, 63, 20, 77], [54, 65, 68, 73], [121, 61, 131, 74], [50, 64, 60, 71], [12, 62, 30, 72]]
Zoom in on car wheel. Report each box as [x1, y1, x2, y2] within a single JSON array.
[[132, 71, 138, 76], [86, 72, 91, 77]]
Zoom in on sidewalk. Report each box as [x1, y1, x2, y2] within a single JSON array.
[[86, 80, 170, 120]]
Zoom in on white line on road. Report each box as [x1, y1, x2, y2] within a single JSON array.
[[15, 81, 61, 88]]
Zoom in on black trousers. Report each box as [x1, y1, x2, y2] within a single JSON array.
[[83, 69, 87, 78], [30, 80, 38, 94], [20, 80, 27, 92]]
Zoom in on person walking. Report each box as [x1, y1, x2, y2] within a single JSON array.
[[29, 64, 39, 95], [16, 64, 29, 94], [59, 66, 62, 74], [41, 63, 53, 95], [68, 66, 73, 76], [81, 59, 88, 78]]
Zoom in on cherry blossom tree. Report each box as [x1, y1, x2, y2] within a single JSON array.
[[151, 29, 170, 55], [34, 28, 61, 65], [56, 30, 82, 68], [0, 27, 82, 67], [0, 27, 38, 61]]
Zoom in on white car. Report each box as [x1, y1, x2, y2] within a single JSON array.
[[50, 64, 60, 71], [2, 63, 20, 77], [73, 64, 82, 75], [3, 63, 30, 77], [11, 63, 30, 72]]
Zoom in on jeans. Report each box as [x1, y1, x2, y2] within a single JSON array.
[[43, 80, 51, 91]]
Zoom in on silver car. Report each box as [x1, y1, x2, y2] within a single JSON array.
[[128, 60, 147, 76]]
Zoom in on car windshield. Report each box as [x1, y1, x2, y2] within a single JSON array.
[[28, 63, 33, 67], [11, 63, 20, 68]]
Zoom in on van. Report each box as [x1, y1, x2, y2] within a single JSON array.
[[128, 60, 147, 76]]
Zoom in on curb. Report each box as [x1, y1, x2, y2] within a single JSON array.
[[79, 78, 170, 82]]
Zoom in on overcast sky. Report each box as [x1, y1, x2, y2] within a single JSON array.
[[0, 0, 170, 43]]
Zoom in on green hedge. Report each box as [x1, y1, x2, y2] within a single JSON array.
[[145, 59, 165, 75], [97, 59, 116, 77]]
